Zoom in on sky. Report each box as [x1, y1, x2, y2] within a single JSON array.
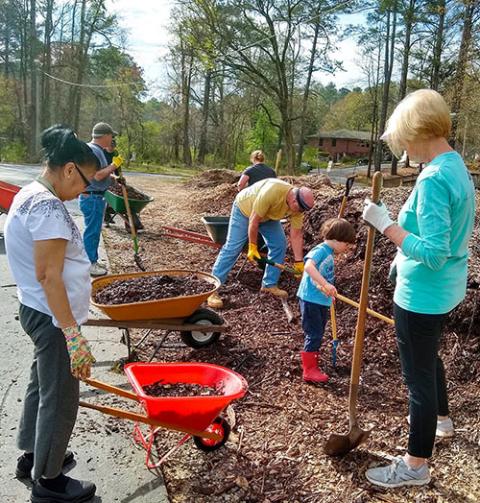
[[107, 0, 366, 99]]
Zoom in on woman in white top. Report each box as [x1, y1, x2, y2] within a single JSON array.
[[4, 125, 98, 502]]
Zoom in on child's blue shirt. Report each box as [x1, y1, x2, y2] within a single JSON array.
[[297, 242, 334, 306]]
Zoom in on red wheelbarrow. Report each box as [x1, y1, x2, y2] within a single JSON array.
[[80, 362, 248, 469], [0, 180, 21, 214]]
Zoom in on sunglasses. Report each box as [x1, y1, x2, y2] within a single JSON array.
[[73, 163, 92, 188], [295, 188, 312, 212]]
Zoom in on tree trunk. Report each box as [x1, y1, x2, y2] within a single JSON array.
[[392, 0, 415, 175], [431, 0, 446, 91], [181, 45, 193, 166], [42, 0, 54, 129], [374, 5, 397, 172], [450, 0, 475, 148], [28, 0, 38, 158], [296, 17, 321, 168], [197, 70, 212, 165]]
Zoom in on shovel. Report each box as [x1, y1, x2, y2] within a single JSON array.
[[330, 174, 356, 366], [324, 171, 383, 457], [116, 167, 145, 271]]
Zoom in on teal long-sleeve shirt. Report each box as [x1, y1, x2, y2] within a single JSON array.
[[394, 151, 476, 315]]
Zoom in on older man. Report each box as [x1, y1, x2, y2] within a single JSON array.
[[79, 122, 122, 277], [208, 178, 314, 308]]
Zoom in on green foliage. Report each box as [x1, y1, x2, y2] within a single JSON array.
[[322, 91, 372, 131], [302, 146, 322, 168], [0, 141, 27, 162], [244, 108, 279, 161]]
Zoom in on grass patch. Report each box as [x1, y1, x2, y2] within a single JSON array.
[[126, 163, 200, 178]]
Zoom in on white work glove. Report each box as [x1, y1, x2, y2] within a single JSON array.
[[362, 198, 394, 233]]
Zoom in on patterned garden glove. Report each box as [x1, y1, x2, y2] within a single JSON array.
[[112, 155, 124, 168], [293, 261, 304, 276], [247, 243, 261, 262], [62, 326, 96, 379]]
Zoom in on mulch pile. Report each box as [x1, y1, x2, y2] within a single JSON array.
[[101, 169, 480, 503], [143, 381, 221, 397], [108, 181, 150, 200], [93, 274, 213, 305], [187, 169, 241, 188]]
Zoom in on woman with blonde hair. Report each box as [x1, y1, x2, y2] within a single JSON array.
[[237, 150, 276, 191], [362, 89, 475, 488]]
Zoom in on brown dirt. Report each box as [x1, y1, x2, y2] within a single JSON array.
[[102, 173, 480, 503], [108, 181, 150, 200]]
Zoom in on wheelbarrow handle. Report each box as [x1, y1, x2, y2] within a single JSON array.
[[78, 401, 222, 440], [83, 377, 139, 401]]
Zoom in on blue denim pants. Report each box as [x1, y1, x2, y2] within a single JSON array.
[[79, 194, 106, 263], [394, 303, 449, 458], [212, 203, 286, 287], [299, 299, 329, 352]]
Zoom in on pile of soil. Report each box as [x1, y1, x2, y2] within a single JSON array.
[[143, 380, 221, 397], [101, 172, 480, 503], [93, 274, 213, 305], [108, 182, 150, 200]]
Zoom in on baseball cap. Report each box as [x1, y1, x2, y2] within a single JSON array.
[[92, 122, 118, 138]]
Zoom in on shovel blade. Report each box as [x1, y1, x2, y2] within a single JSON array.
[[323, 425, 371, 457]]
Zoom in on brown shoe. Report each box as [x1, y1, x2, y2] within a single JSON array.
[[207, 291, 223, 309], [260, 286, 288, 298]]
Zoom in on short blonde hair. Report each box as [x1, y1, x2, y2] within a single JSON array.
[[382, 89, 451, 158], [250, 150, 265, 163]]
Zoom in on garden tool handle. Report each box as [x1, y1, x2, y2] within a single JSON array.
[[338, 175, 355, 218], [330, 303, 337, 341], [117, 167, 139, 253], [349, 171, 383, 426], [256, 257, 297, 275], [335, 293, 394, 326]]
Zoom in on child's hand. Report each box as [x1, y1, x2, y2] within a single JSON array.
[[322, 283, 337, 298]]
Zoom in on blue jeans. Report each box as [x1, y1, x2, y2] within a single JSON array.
[[299, 299, 329, 352], [79, 194, 106, 263], [212, 203, 286, 287], [394, 303, 449, 458]]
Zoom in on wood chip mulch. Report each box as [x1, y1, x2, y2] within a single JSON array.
[[101, 172, 480, 503]]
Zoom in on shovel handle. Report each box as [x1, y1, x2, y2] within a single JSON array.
[[349, 171, 383, 425], [117, 168, 139, 253], [335, 293, 394, 325]]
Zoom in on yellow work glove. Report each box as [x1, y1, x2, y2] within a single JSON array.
[[247, 243, 261, 262], [293, 261, 304, 275], [62, 326, 96, 380], [112, 155, 124, 168]]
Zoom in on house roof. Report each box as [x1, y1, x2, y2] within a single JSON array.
[[308, 129, 371, 141]]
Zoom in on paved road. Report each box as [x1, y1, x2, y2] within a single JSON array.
[[0, 164, 169, 502]]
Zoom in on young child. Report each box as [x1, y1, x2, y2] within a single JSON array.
[[297, 218, 356, 383]]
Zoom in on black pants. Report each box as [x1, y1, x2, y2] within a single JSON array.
[[394, 303, 449, 458]]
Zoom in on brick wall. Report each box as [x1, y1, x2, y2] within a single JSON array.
[[307, 137, 370, 160]]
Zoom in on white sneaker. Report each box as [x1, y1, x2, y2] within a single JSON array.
[[406, 415, 454, 438], [90, 262, 107, 277]]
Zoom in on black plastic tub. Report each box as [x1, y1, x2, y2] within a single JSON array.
[[201, 215, 266, 249]]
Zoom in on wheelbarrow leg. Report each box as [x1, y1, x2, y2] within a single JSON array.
[[148, 331, 171, 362], [135, 329, 153, 350]]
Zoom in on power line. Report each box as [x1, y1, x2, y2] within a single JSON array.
[[42, 71, 137, 89]]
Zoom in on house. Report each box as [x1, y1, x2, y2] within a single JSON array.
[[307, 129, 372, 161]]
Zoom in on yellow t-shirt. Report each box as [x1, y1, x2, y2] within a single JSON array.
[[235, 179, 304, 229]]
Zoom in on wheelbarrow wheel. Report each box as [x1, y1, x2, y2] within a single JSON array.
[[193, 417, 231, 452], [180, 308, 223, 349]]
